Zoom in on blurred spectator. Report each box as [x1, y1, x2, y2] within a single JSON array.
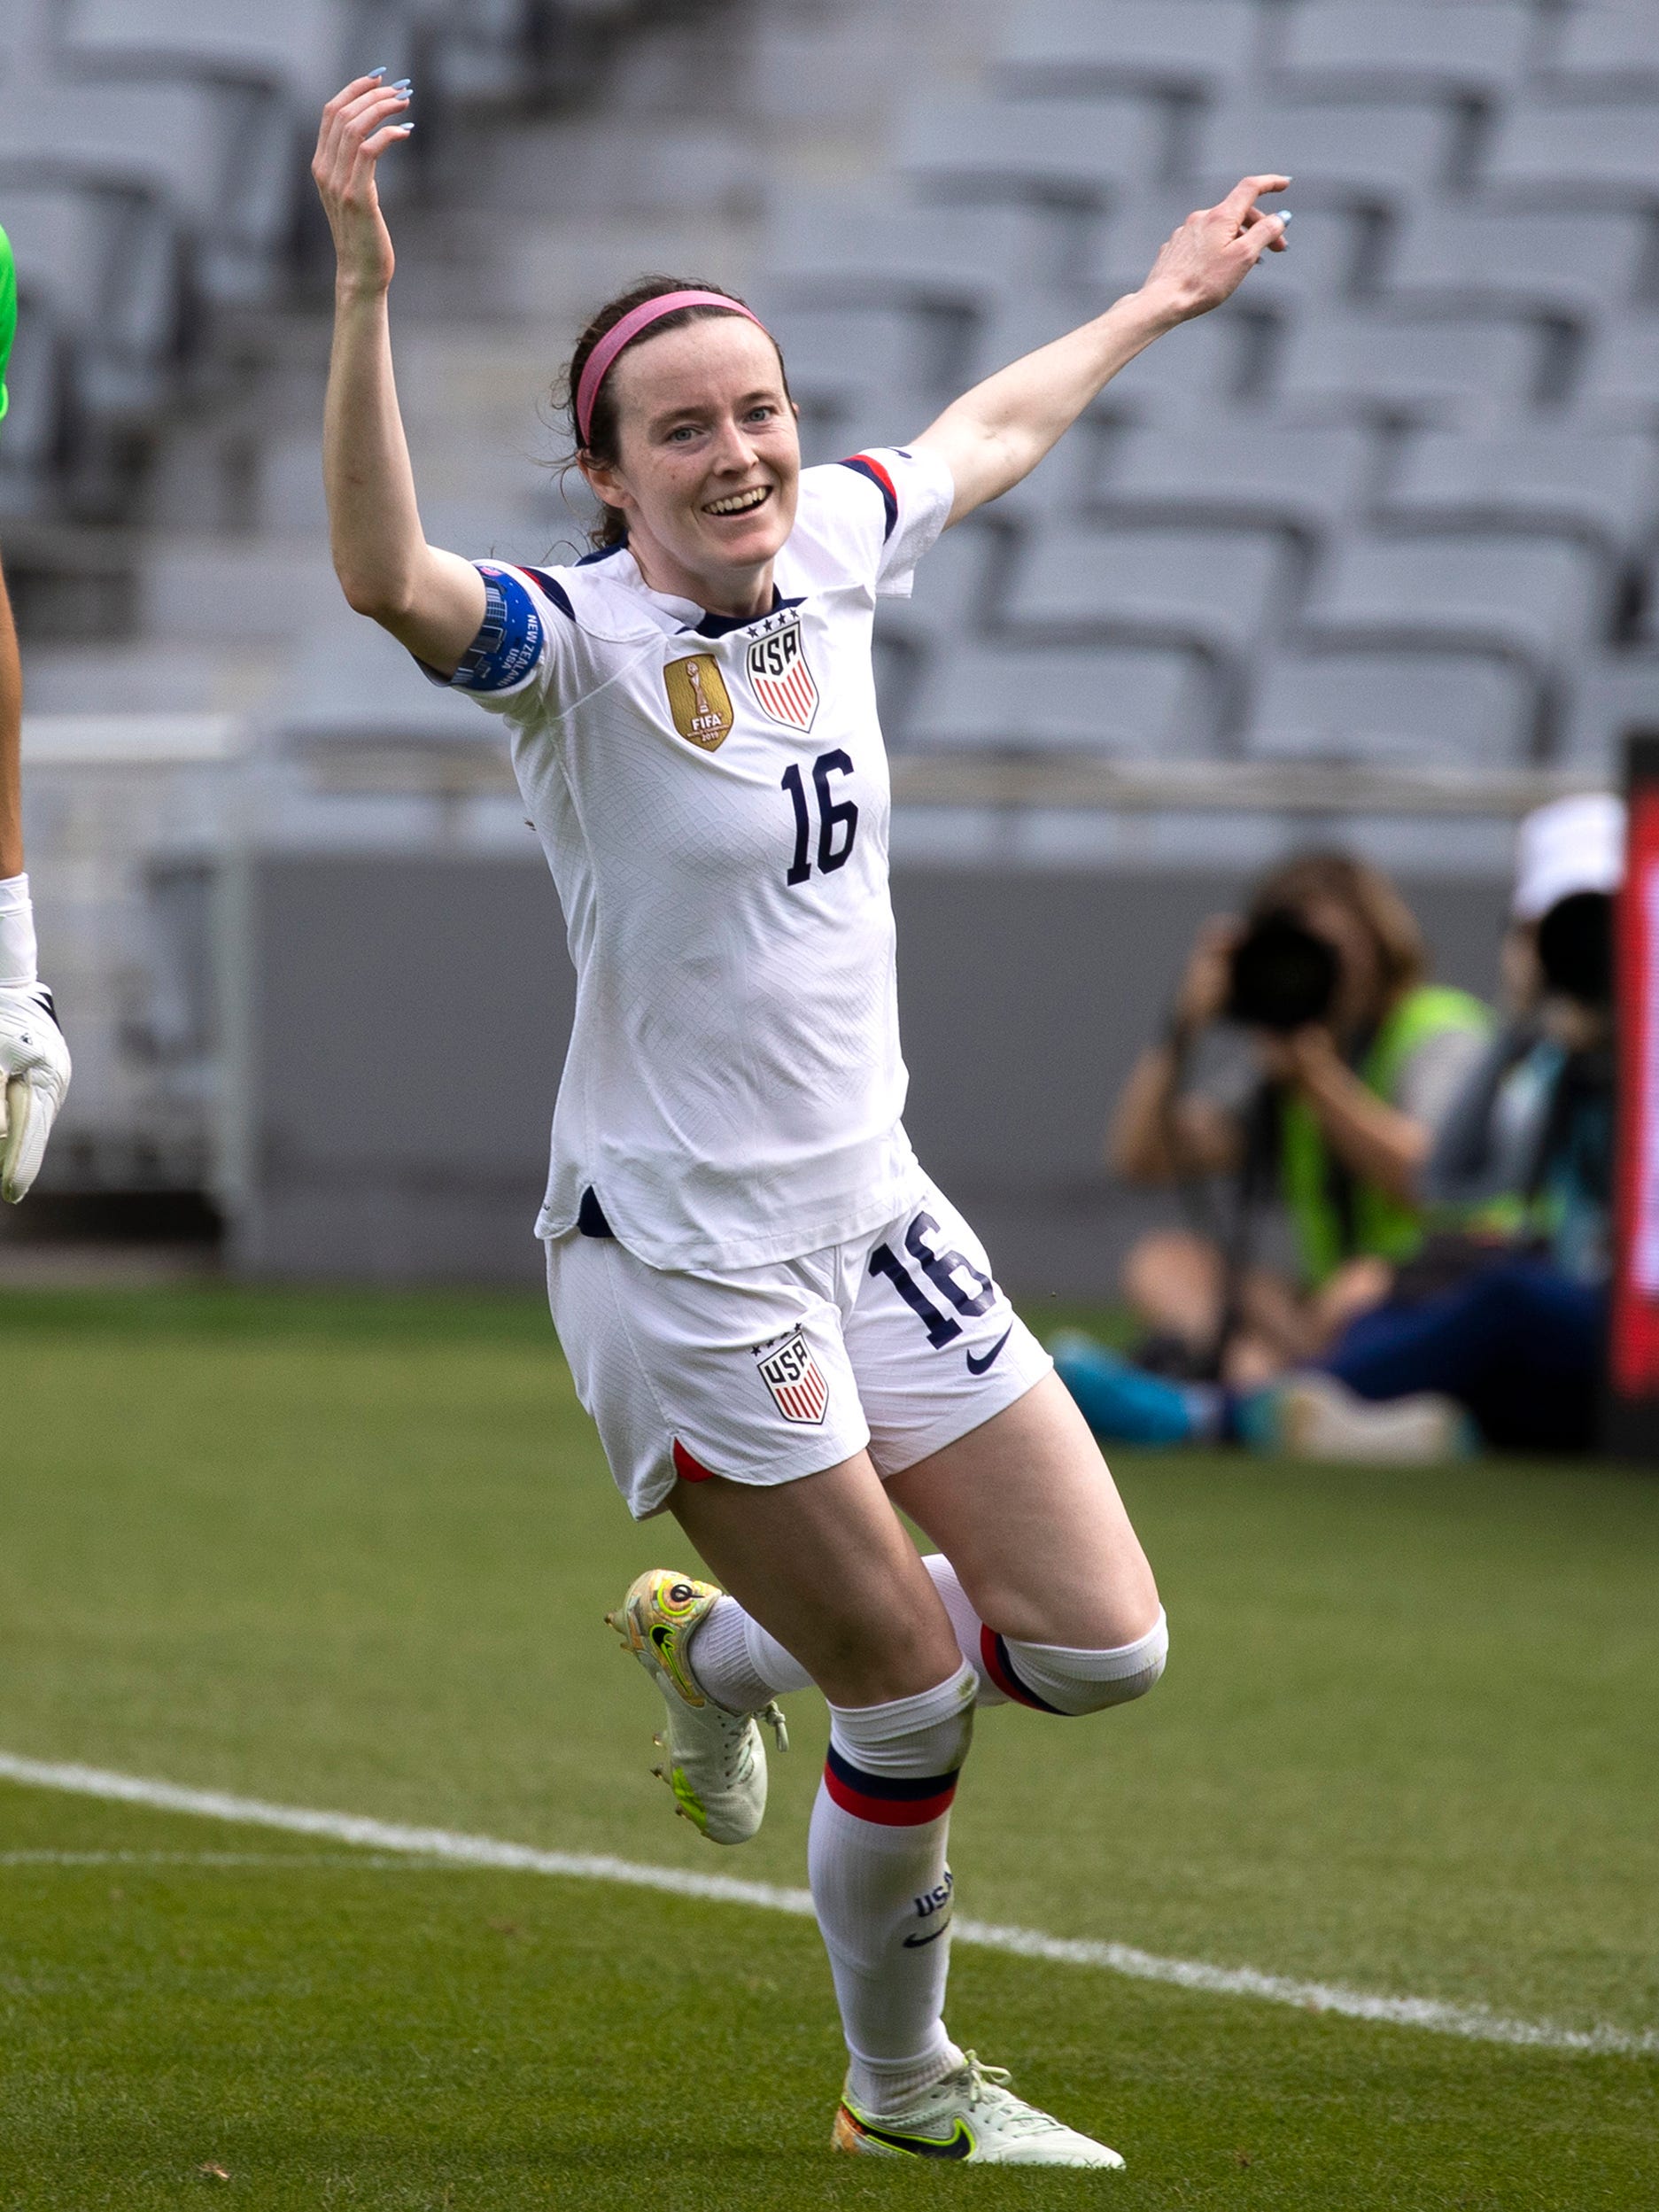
[[1057, 796, 1619, 1461], [1108, 851, 1492, 1386], [1317, 795, 1618, 1453]]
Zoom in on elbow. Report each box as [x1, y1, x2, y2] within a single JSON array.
[[336, 569, 407, 623]]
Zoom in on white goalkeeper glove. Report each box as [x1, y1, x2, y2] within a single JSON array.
[[0, 979, 71, 1203]]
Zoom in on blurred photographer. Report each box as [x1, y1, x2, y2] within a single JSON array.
[[1108, 851, 1491, 1385], [1318, 795, 1617, 1453]]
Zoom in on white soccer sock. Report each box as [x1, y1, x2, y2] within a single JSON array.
[[921, 1553, 1009, 1704], [686, 1595, 814, 1713], [922, 1553, 1168, 1715], [809, 1660, 977, 2113]]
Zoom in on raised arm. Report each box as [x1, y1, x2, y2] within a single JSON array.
[[914, 175, 1290, 525], [313, 74, 485, 671]]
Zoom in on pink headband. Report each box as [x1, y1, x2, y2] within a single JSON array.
[[576, 290, 768, 446]]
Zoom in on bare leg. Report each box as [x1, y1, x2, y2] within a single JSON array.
[[1119, 1227, 1224, 1354], [888, 1372, 1160, 1649], [668, 1450, 960, 1705]]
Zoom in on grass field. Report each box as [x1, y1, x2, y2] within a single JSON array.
[[0, 1285, 1654, 2209]]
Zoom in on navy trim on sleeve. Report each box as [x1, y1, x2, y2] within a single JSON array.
[[418, 564, 547, 693], [519, 564, 577, 621], [839, 453, 899, 541]]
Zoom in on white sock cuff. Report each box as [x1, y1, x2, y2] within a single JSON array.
[[0, 873, 36, 986], [826, 1661, 977, 1780], [920, 1552, 1008, 1706]]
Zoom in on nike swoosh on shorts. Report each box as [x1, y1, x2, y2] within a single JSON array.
[[965, 1328, 1012, 1377]]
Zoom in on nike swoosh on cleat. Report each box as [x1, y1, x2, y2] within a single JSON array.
[[844, 2112, 973, 2160], [965, 1329, 1012, 1377], [902, 1917, 952, 1948]]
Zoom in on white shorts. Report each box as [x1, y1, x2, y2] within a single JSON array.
[[546, 1176, 1052, 1519]]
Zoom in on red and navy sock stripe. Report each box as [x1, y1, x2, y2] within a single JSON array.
[[823, 1742, 959, 1826], [980, 1626, 1068, 1715]]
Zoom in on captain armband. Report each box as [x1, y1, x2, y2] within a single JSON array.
[[422, 564, 545, 694]]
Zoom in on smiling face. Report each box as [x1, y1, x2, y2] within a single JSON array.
[[578, 315, 801, 618]]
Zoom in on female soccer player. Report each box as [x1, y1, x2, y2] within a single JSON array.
[[314, 70, 1288, 2167]]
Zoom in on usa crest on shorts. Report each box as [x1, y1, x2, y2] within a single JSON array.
[[746, 615, 819, 733], [755, 1328, 829, 1424]]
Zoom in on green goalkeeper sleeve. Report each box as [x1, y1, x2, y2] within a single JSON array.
[[0, 223, 13, 422]]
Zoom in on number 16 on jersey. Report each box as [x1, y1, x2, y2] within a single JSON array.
[[782, 750, 858, 886]]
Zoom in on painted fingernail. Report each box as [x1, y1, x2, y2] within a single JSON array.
[[368, 64, 387, 77], [391, 77, 412, 89], [394, 122, 415, 134], [1277, 210, 1292, 223]]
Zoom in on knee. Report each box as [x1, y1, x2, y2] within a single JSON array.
[[1120, 1230, 1217, 1325], [993, 1609, 1168, 1717]]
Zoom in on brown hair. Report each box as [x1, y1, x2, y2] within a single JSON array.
[[557, 275, 791, 549], [1249, 850, 1428, 1000]]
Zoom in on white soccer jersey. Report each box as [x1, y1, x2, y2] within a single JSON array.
[[426, 445, 956, 1271]]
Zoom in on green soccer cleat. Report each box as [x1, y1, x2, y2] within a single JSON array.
[[605, 1567, 787, 1846], [832, 2051, 1125, 2168]]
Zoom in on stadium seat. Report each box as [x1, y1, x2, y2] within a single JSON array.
[[762, 192, 1053, 314], [1100, 423, 1376, 542], [1380, 429, 1658, 561], [1484, 98, 1659, 211], [1299, 532, 1605, 679], [876, 518, 1002, 654], [997, 0, 1262, 102], [1383, 206, 1650, 327], [1195, 97, 1461, 213], [903, 640, 1217, 757], [0, 76, 230, 225], [899, 95, 1170, 212], [1542, 4, 1659, 98], [1573, 316, 1659, 426], [56, 0, 361, 109], [1006, 521, 1290, 740], [1275, 2, 1538, 102], [1271, 311, 1544, 423], [1247, 649, 1537, 766], [767, 304, 947, 415], [1560, 651, 1659, 769]]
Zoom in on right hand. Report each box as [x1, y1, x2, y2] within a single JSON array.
[[1170, 916, 1242, 1036], [312, 73, 413, 294], [0, 982, 71, 1204]]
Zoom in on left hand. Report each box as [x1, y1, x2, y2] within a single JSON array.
[[1254, 1022, 1338, 1089], [1136, 175, 1291, 327], [0, 982, 71, 1202]]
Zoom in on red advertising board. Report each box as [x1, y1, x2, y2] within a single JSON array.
[[1609, 735, 1659, 1443]]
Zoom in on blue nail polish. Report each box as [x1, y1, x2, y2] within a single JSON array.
[[368, 63, 387, 76], [1278, 209, 1293, 223], [391, 77, 412, 89]]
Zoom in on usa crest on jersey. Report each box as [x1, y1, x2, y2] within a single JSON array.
[[755, 1329, 829, 1424], [746, 615, 819, 733]]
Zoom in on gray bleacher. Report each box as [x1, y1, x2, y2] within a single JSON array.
[[757, 0, 1659, 776], [4, 0, 1656, 777], [0, 0, 655, 521]]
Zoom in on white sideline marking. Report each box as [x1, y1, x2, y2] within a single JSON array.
[[2, 1750, 1653, 2060]]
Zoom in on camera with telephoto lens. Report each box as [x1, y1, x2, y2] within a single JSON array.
[[1536, 889, 1613, 1009], [1225, 910, 1341, 1033]]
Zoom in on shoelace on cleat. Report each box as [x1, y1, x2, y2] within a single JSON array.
[[953, 2054, 1063, 2137]]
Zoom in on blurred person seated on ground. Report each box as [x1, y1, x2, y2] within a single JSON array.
[[1107, 850, 1492, 1387], [1314, 793, 1617, 1455], [1057, 796, 1619, 1462]]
